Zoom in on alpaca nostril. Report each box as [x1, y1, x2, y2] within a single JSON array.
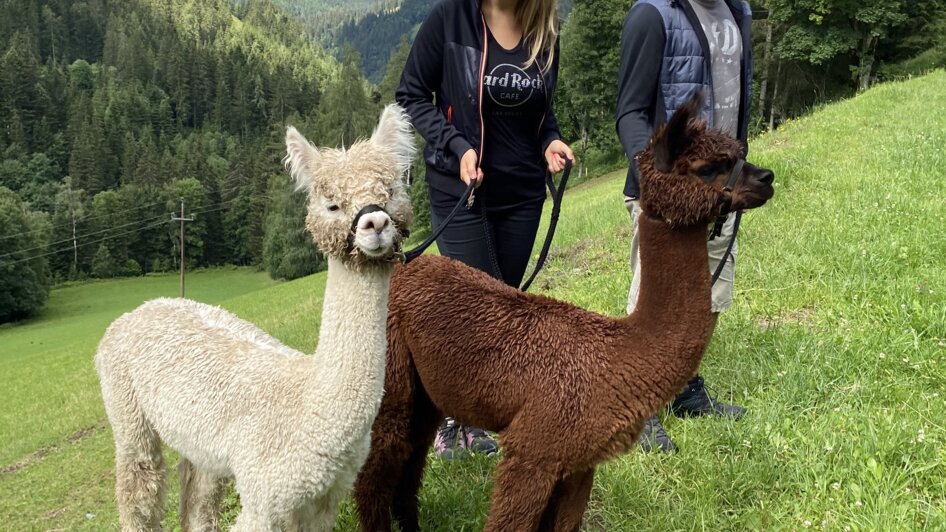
[[759, 170, 774, 184], [357, 211, 392, 237]]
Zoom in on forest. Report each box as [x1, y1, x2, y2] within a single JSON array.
[[2, 0, 944, 322], [0, 0, 398, 322]]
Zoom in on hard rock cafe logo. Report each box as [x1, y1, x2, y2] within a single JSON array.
[[483, 63, 544, 108]]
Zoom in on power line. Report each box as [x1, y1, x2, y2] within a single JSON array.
[[0, 199, 167, 242], [0, 176, 290, 243], [0, 212, 170, 260], [1, 192, 282, 265], [72, 199, 167, 226], [0, 218, 171, 268]]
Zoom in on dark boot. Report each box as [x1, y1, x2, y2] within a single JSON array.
[[670, 375, 746, 418], [638, 415, 677, 453]]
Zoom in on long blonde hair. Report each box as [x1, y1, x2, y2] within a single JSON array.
[[515, 0, 559, 74]]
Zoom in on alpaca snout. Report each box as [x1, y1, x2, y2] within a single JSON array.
[[733, 162, 776, 210], [358, 211, 391, 234], [350, 206, 396, 257]]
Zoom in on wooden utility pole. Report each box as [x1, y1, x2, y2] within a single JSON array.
[[171, 199, 194, 298], [72, 211, 77, 272]]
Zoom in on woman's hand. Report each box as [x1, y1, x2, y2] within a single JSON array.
[[460, 149, 484, 188], [544, 140, 574, 174]]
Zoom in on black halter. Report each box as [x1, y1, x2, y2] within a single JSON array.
[[708, 158, 745, 285], [709, 158, 744, 240]]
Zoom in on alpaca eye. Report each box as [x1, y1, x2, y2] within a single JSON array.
[[327, 204, 340, 212], [697, 165, 718, 181]]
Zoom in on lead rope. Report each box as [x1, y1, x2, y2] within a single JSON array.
[[707, 158, 745, 285], [480, 159, 572, 291], [710, 210, 740, 286], [402, 180, 476, 263]]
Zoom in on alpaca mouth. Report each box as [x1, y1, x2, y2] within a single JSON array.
[[355, 232, 397, 259], [347, 205, 396, 258]]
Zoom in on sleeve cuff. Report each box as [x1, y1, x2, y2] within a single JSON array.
[[448, 136, 474, 159], [541, 131, 561, 154]]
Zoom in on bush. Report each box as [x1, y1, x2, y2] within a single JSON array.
[[0, 187, 52, 322], [91, 243, 118, 278], [122, 259, 142, 277], [262, 174, 325, 281], [408, 164, 431, 237], [150, 257, 168, 273]]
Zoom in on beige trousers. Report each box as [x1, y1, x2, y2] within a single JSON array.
[[625, 197, 736, 314]]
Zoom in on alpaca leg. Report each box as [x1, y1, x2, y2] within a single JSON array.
[[307, 441, 368, 532], [354, 322, 421, 532], [230, 497, 280, 532], [483, 454, 559, 532], [104, 387, 167, 531], [230, 511, 279, 532], [286, 500, 319, 532], [540, 468, 596, 532], [178, 458, 225, 532], [391, 393, 440, 532], [353, 401, 418, 532], [306, 481, 349, 532]]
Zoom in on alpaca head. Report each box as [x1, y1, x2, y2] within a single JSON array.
[[637, 92, 775, 227], [284, 104, 415, 269]]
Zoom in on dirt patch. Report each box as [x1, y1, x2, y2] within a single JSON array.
[[41, 506, 68, 521], [757, 306, 816, 330], [0, 421, 106, 476]]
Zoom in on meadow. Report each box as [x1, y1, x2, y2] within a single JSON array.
[[1, 72, 944, 530]]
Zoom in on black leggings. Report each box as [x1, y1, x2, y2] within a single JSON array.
[[428, 185, 544, 288]]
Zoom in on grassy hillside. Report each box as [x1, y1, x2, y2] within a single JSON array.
[[2, 72, 945, 530]]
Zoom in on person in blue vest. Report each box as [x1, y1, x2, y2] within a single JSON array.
[[616, 0, 753, 452]]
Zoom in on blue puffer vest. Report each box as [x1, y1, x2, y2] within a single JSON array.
[[637, 0, 753, 142]]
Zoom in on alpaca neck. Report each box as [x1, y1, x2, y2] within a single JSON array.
[[622, 214, 715, 410], [309, 257, 393, 425]]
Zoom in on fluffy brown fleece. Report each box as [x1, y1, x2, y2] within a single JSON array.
[[353, 93, 775, 531]]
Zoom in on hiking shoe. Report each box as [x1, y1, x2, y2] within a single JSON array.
[[463, 426, 499, 457], [433, 418, 469, 460], [670, 375, 746, 419], [638, 415, 677, 453]]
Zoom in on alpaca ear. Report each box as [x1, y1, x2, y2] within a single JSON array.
[[653, 91, 704, 173], [284, 126, 320, 192], [370, 104, 416, 178]]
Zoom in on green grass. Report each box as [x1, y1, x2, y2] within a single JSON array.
[[3, 71, 946, 530], [0, 268, 278, 529]]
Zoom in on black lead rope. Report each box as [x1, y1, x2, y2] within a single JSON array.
[[520, 158, 572, 291], [710, 210, 740, 286], [403, 159, 573, 294], [402, 180, 476, 263], [482, 159, 573, 291], [708, 158, 745, 286]]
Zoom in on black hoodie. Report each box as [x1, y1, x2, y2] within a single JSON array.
[[396, 0, 561, 198]]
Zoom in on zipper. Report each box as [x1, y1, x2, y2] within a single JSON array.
[[477, 12, 488, 165], [535, 58, 550, 139]]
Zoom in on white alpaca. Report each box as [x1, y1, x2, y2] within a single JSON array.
[[95, 104, 415, 532]]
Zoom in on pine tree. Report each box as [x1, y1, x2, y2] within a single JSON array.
[[0, 187, 52, 322], [262, 173, 324, 280], [315, 46, 374, 148]]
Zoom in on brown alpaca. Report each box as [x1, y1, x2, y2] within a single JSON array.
[[353, 93, 775, 531]]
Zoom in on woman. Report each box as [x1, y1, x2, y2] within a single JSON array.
[[396, 0, 573, 458]]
